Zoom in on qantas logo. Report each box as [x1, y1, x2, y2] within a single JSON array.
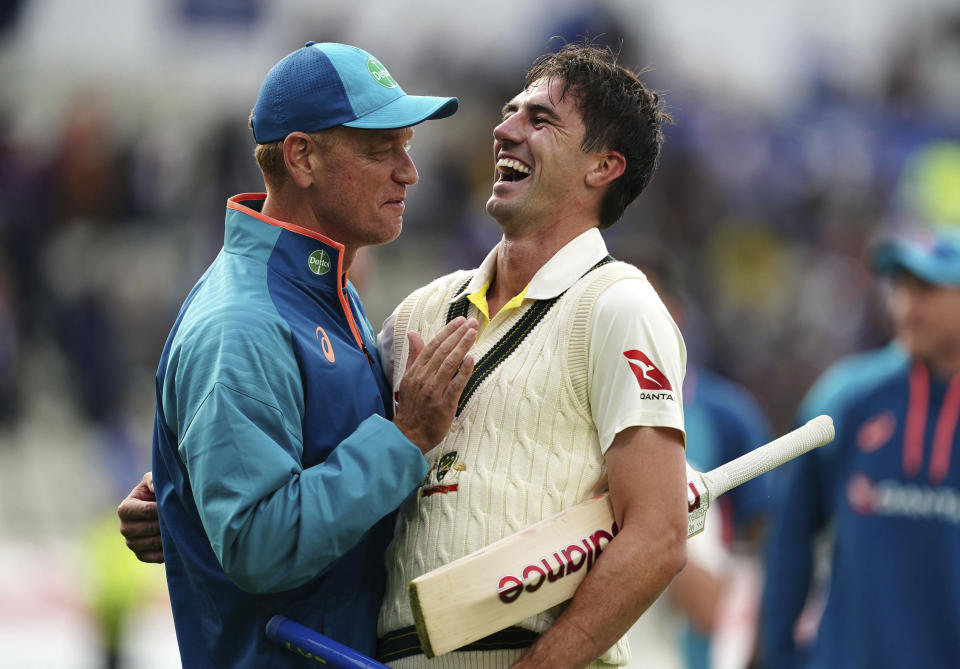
[[623, 350, 672, 391]]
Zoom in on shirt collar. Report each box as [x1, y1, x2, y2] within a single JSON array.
[[452, 227, 609, 302]]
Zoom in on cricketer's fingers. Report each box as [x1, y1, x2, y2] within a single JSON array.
[[121, 472, 156, 504], [119, 506, 164, 563], [117, 473, 157, 523], [118, 472, 165, 563], [119, 497, 159, 523], [124, 531, 165, 564]]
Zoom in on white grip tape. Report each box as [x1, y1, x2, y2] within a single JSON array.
[[701, 415, 835, 498]]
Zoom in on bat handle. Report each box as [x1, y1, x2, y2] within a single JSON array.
[[266, 615, 389, 669], [701, 414, 835, 499]]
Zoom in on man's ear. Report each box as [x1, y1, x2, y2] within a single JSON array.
[[585, 150, 626, 189], [283, 132, 318, 189]]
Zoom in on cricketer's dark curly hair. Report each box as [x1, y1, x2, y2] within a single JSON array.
[[524, 42, 670, 229]]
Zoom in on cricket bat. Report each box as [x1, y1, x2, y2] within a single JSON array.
[[266, 616, 389, 668], [409, 414, 834, 658]]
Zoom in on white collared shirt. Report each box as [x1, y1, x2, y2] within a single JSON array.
[[379, 228, 685, 451]]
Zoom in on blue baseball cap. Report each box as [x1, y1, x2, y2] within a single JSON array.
[[250, 42, 458, 143], [870, 226, 960, 286]]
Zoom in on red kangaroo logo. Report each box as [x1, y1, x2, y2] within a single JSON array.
[[623, 350, 672, 391]]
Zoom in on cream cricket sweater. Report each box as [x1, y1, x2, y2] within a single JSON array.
[[378, 260, 646, 667]]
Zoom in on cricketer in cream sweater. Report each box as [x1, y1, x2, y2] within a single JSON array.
[[375, 228, 687, 668]]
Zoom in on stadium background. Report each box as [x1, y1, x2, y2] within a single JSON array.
[[0, 0, 958, 666]]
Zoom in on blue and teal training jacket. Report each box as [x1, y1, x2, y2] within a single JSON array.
[[761, 343, 960, 668], [152, 193, 428, 668]]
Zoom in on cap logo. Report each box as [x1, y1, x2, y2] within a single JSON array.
[[308, 249, 332, 275], [366, 57, 397, 88]]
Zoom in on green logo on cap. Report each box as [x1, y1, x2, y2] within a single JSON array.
[[308, 249, 332, 275], [367, 57, 397, 89]]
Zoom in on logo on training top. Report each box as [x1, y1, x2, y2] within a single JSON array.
[[623, 350, 672, 391], [315, 326, 335, 363], [366, 57, 397, 88], [846, 472, 960, 526], [857, 411, 895, 452], [308, 249, 332, 275]]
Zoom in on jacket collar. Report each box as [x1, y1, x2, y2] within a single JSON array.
[[226, 193, 350, 292]]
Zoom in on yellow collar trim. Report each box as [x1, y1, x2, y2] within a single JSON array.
[[467, 281, 530, 324]]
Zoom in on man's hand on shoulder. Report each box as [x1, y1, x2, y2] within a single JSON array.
[[118, 471, 164, 563]]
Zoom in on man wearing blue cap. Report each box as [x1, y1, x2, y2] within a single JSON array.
[[124, 42, 477, 667], [760, 225, 960, 668]]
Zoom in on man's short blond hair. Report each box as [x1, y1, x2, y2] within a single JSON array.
[[253, 141, 286, 188], [248, 110, 339, 188]]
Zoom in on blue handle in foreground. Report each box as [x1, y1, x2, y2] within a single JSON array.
[[266, 615, 389, 668]]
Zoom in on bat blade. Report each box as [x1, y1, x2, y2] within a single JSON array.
[[409, 415, 834, 658], [409, 493, 617, 658]]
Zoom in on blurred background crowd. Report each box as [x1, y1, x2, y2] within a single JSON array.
[[1, 0, 959, 666]]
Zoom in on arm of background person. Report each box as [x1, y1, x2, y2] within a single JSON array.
[[757, 449, 827, 668], [665, 547, 727, 634], [665, 377, 770, 634], [757, 351, 857, 668], [513, 425, 688, 669]]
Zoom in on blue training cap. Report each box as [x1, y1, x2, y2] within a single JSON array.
[[871, 226, 960, 286], [251, 42, 458, 143]]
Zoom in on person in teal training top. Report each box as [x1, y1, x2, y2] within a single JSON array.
[[133, 42, 478, 668], [760, 225, 960, 669]]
